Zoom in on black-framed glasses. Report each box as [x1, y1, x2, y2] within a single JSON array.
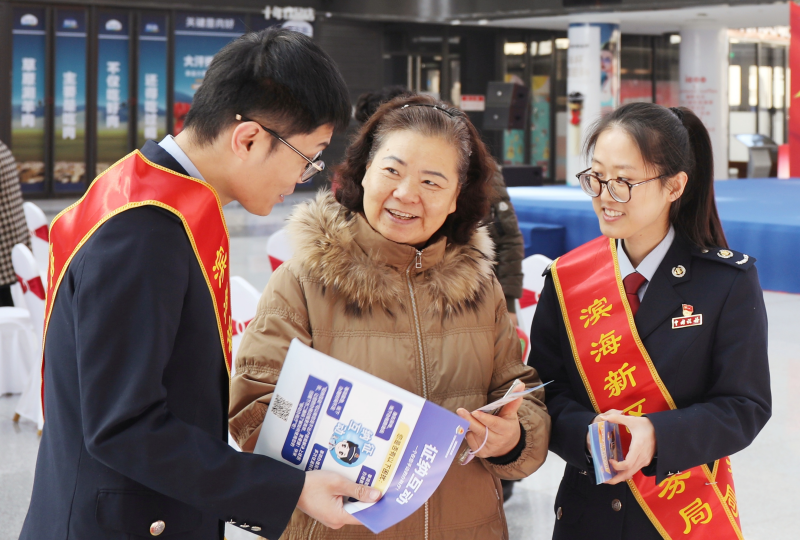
[[576, 168, 663, 203], [235, 114, 324, 183]]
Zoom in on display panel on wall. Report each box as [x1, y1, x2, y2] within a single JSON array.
[[54, 9, 87, 192], [11, 7, 47, 193], [173, 12, 246, 134], [138, 13, 168, 147], [96, 11, 130, 176]]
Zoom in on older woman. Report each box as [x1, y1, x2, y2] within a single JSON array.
[[229, 94, 550, 540]]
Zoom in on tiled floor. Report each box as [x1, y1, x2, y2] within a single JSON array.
[[3, 193, 795, 539]]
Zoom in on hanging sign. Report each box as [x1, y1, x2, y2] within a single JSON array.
[[96, 12, 129, 176], [252, 5, 315, 36], [11, 7, 46, 192], [173, 12, 246, 134], [138, 13, 168, 146], [54, 9, 88, 192]]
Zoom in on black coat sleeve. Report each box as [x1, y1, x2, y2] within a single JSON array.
[[646, 266, 772, 483], [527, 274, 597, 470], [72, 208, 304, 539]]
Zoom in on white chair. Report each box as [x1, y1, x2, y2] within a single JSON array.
[[227, 275, 261, 452], [0, 307, 37, 395], [517, 254, 553, 360], [12, 244, 45, 341], [23, 202, 50, 277], [266, 228, 294, 271], [230, 275, 260, 365], [11, 244, 46, 432]]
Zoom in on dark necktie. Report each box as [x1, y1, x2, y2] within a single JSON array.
[[623, 272, 647, 316]]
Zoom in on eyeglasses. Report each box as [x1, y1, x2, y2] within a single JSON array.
[[235, 114, 324, 183], [576, 168, 663, 203]]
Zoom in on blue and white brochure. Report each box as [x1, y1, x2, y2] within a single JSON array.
[[588, 420, 624, 484], [254, 339, 469, 533]]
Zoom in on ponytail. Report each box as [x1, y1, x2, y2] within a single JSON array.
[[668, 107, 728, 249], [584, 102, 728, 249]]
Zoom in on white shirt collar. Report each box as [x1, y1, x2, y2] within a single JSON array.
[[158, 135, 205, 181], [617, 225, 675, 283]]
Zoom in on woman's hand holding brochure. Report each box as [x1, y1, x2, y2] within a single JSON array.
[[457, 380, 551, 463]]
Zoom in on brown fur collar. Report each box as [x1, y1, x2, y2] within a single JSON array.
[[286, 191, 496, 317]]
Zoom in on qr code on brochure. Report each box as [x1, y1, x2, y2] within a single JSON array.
[[271, 394, 293, 422]]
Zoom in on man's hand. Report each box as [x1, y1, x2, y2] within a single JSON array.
[[600, 411, 657, 485], [456, 396, 523, 458], [296, 470, 381, 529]]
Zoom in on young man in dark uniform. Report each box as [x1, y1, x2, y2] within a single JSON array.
[[20, 29, 380, 540]]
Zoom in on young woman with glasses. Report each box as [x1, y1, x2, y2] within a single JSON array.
[[527, 102, 771, 540]]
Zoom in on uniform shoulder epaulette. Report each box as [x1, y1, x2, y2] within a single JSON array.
[[691, 246, 756, 270], [542, 260, 555, 277]]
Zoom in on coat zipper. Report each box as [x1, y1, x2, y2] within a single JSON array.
[[406, 249, 429, 540], [307, 519, 318, 539]]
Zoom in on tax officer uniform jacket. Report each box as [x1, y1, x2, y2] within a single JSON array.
[[20, 141, 305, 540], [527, 233, 771, 540]]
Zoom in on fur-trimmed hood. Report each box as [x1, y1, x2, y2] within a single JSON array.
[[285, 191, 496, 317]]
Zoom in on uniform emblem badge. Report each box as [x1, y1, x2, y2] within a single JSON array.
[[717, 249, 733, 259], [735, 254, 749, 265], [672, 265, 686, 278], [672, 305, 702, 329]]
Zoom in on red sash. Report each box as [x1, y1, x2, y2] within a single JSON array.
[[551, 237, 743, 540], [42, 150, 232, 412]]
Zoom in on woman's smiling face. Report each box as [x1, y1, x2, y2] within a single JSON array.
[[361, 130, 460, 248]]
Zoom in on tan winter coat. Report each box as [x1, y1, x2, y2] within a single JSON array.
[[229, 192, 550, 540]]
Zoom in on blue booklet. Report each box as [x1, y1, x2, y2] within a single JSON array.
[[588, 420, 623, 484], [254, 339, 470, 534]]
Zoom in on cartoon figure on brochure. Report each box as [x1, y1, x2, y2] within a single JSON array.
[[329, 419, 376, 468]]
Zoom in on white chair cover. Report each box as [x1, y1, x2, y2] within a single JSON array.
[[0, 307, 37, 395], [23, 202, 50, 278], [11, 244, 46, 429], [517, 254, 553, 347], [230, 275, 260, 368], [265, 228, 294, 271], [12, 244, 45, 342]]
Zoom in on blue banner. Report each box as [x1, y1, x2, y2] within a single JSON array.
[[54, 9, 87, 191], [11, 7, 46, 193], [173, 12, 245, 134], [96, 12, 129, 176], [138, 13, 168, 147]]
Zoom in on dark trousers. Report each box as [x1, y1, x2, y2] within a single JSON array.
[[0, 283, 14, 306]]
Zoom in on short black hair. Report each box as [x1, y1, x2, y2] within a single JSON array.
[[184, 28, 351, 145], [354, 85, 411, 125]]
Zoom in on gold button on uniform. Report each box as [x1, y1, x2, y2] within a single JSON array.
[[717, 249, 733, 259], [612, 499, 622, 512], [149, 520, 165, 536]]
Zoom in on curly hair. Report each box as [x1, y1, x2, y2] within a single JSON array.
[[334, 94, 495, 245]]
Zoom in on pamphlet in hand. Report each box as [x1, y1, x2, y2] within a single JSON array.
[[254, 339, 470, 534], [588, 420, 624, 484]]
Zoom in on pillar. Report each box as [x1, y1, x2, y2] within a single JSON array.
[[566, 22, 620, 185], [679, 24, 729, 180]]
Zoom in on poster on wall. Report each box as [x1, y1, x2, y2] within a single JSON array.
[[250, 5, 315, 36], [54, 9, 87, 192], [530, 75, 551, 176], [503, 130, 525, 165], [96, 12, 129, 176], [173, 12, 246, 134], [138, 13, 168, 147], [11, 7, 47, 193]]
